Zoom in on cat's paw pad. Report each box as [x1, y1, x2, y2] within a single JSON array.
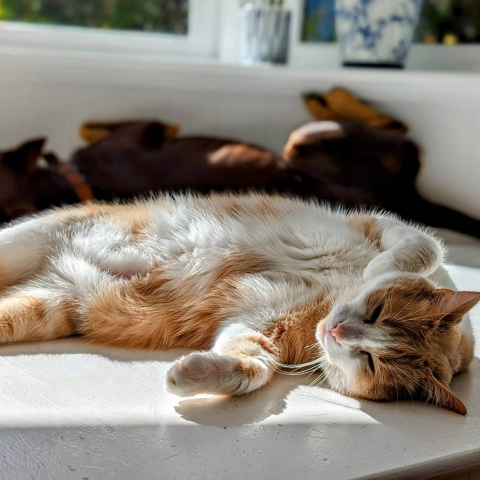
[[166, 352, 236, 397]]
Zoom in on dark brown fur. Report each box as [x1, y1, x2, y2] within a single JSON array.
[[2, 120, 480, 241]]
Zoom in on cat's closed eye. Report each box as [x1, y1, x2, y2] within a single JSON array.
[[365, 304, 383, 324], [362, 351, 375, 373]]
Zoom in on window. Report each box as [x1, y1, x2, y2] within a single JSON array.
[[0, 0, 477, 70], [302, 0, 335, 42], [0, 0, 189, 35], [302, 0, 480, 45], [0, 0, 218, 58], [416, 0, 480, 44]]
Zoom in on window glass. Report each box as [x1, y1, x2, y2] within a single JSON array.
[[416, 0, 480, 44], [302, 0, 335, 42], [0, 0, 189, 35]]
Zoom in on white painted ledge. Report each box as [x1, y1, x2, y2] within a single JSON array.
[[1, 46, 480, 101]]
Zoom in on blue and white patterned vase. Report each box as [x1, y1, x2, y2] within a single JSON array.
[[336, 0, 424, 68], [241, 6, 292, 65]]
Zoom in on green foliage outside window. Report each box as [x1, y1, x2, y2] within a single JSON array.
[[415, 0, 480, 44], [0, 0, 189, 35]]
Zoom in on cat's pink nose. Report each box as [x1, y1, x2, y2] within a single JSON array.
[[329, 323, 346, 342]]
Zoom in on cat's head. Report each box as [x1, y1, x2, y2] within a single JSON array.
[[317, 273, 480, 415]]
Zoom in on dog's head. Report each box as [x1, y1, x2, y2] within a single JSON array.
[[0, 138, 47, 223], [283, 121, 420, 196]]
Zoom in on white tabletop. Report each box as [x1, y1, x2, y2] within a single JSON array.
[[1, 262, 480, 480]]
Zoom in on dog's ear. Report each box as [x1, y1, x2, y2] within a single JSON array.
[[164, 123, 181, 140], [141, 122, 181, 149], [80, 120, 180, 146], [79, 121, 117, 144], [303, 88, 409, 135], [2, 138, 46, 174]]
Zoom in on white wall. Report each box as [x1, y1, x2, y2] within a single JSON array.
[[0, 50, 479, 219]]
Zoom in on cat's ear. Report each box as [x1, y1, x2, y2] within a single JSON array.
[[420, 371, 467, 415], [431, 289, 480, 327]]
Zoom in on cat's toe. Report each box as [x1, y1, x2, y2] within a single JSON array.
[[166, 352, 236, 397]]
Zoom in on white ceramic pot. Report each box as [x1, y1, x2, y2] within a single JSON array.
[[336, 0, 424, 68]]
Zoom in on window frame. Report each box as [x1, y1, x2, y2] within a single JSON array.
[[0, 0, 220, 58], [0, 0, 478, 72]]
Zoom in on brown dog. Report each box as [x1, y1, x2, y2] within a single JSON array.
[[0, 121, 300, 224], [284, 121, 480, 238], [73, 120, 296, 199], [1, 119, 480, 240], [0, 138, 79, 223]]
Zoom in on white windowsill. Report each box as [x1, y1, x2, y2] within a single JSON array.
[[1, 46, 479, 101]]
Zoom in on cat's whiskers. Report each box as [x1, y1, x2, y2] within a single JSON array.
[[409, 309, 456, 321], [388, 365, 400, 403], [309, 372, 327, 387], [277, 353, 330, 377], [282, 363, 328, 376], [394, 300, 431, 322], [278, 357, 325, 369], [392, 290, 417, 319], [387, 361, 418, 399]]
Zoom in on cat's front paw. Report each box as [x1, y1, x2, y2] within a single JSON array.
[[363, 253, 396, 281], [166, 352, 237, 397]]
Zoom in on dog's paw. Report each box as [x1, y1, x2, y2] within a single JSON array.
[[166, 352, 237, 397]]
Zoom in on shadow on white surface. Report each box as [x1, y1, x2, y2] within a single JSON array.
[[175, 376, 303, 427], [0, 336, 477, 429], [358, 366, 475, 432], [0, 337, 188, 362], [1, 337, 480, 479], [0, 337, 312, 426]]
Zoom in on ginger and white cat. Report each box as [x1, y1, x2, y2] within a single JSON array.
[[0, 193, 478, 414]]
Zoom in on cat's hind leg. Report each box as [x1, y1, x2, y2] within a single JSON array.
[[0, 211, 68, 289], [166, 323, 279, 397], [0, 285, 75, 345], [0, 205, 104, 290]]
